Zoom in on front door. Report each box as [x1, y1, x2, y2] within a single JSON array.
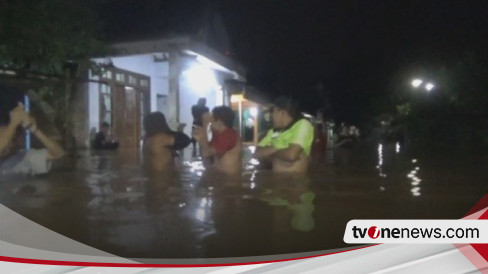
[[112, 86, 138, 147], [100, 67, 150, 147]]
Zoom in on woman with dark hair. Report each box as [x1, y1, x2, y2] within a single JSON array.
[[143, 112, 191, 171]]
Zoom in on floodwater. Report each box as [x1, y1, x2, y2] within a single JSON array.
[[1, 143, 486, 258]]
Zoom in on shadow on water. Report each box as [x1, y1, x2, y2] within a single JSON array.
[[0, 144, 486, 258]]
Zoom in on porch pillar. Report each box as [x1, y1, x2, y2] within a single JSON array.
[[168, 49, 180, 126]]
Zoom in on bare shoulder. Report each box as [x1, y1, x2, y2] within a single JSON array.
[[146, 133, 174, 148]]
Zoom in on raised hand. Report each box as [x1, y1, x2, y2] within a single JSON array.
[[9, 102, 26, 126], [22, 115, 38, 133], [201, 112, 212, 126]]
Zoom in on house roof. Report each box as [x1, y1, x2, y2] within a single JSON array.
[[110, 35, 246, 79]]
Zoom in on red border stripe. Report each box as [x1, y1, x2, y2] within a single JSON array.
[[464, 194, 488, 217], [0, 245, 376, 268]]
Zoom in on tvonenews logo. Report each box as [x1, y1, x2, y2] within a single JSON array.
[[344, 220, 488, 244], [368, 226, 380, 239]]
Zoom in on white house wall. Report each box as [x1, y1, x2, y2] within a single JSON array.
[[178, 69, 234, 137], [178, 76, 217, 137]]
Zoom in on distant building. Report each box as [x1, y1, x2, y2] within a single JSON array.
[[226, 80, 269, 144]]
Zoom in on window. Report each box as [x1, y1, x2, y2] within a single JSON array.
[[140, 79, 149, 87], [102, 70, 112, 79], [100, 84, 112, 126], [115, 73, 125, 82], [128, 75, 137, 85]]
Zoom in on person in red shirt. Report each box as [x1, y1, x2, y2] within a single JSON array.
[[193, 106, 241, 174]]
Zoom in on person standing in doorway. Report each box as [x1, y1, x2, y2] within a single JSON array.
[[93, 122, 119, 150]]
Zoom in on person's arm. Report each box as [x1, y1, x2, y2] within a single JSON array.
[[201, 112, 212, 126], [199, 137, 217, 158], [33, 130, 66, 160], [193, 126, 217, 157], [254, 129, 276, 160], [0, 123, 19, 156], [0, 103, 25, 156], [254, 146, 277, 160], [195, 112, 216, 156], [270, 144, 303, 162], [24, 116, 66, 160]]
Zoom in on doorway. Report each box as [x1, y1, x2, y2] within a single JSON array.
[[99, 67, 150, 147]]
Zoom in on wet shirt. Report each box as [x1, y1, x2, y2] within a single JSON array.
[[0, 149, 52, 176], [258, 119, 314, 156], [210, 128, 239, 157], [170, 131, 191, 150]]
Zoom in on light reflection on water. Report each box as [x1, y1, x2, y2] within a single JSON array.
[[376, 143, 387, 178], [376, 143, 422, 197], [0, 145, 486, 258], [408, 163, 422, 197]]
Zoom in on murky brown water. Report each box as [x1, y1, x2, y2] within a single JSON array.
[[1, 144, 486, 258]]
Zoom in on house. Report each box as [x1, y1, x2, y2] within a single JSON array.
[[85, 35, 246, 147], [75, 3, 251, 148]]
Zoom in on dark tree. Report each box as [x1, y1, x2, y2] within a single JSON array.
[[0, 0, 106, 75]]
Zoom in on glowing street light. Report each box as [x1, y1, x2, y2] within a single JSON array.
[[411, 79, 423, 88], [411, 78, 436, 92], [425, 82, 435, 92]]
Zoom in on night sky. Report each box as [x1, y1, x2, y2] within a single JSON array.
[[100, 0, 488, 124]]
